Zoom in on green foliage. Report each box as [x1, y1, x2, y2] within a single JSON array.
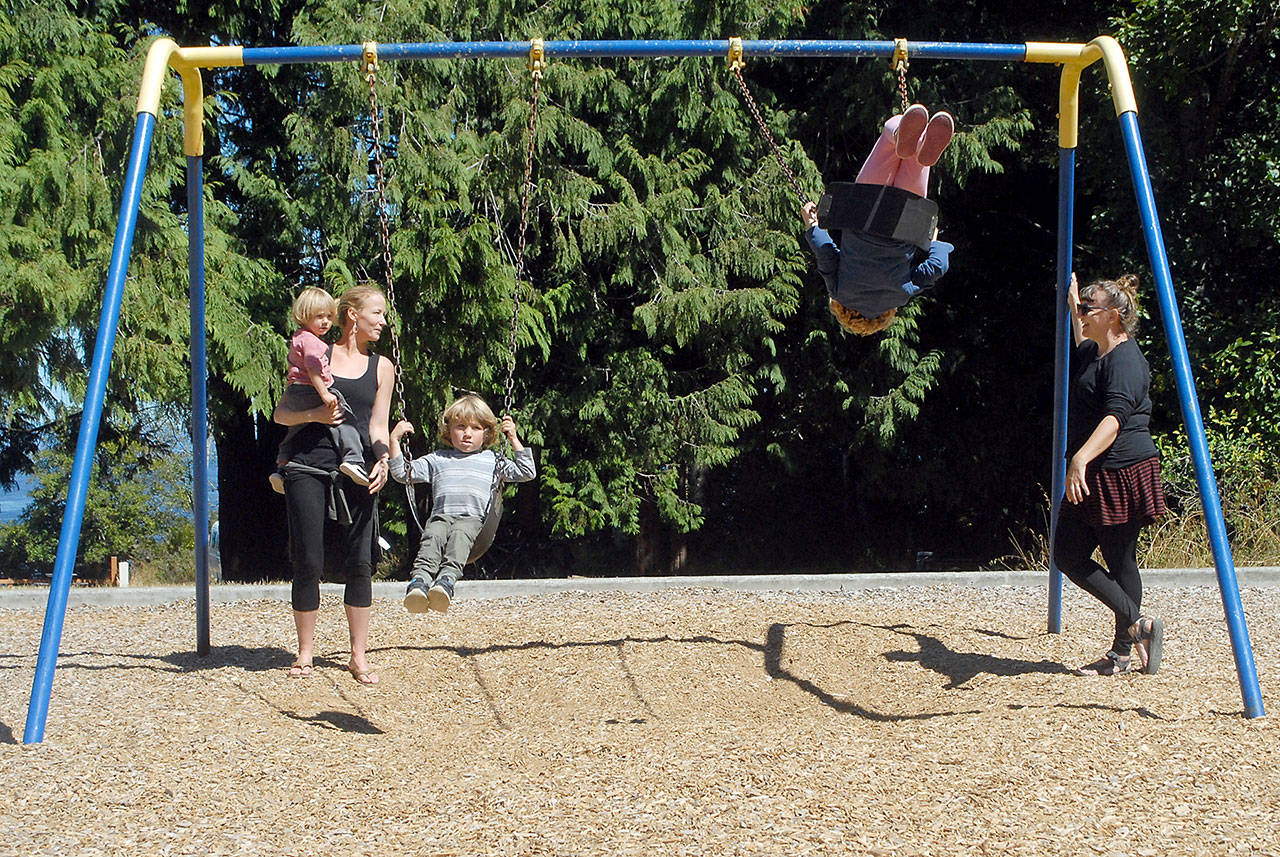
[[3, 0, 1278, 575], [0, 408, 197, 580], [0, 0, 283, 459], [1146, 426, 1280, 567], [0, 2, 133, 482], [1202, 328, 1280, 450]]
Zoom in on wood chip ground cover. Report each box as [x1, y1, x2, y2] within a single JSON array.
[[2, 584, 1278, 856]]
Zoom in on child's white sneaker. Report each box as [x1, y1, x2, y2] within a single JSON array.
[[339, 461, 370, 486], [403, 577, 430, 614], [428, 578, 454, 614]]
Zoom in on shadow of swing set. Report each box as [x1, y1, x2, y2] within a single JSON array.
[[1, 620, 1136, 744], [23, 35, 1266, 744]]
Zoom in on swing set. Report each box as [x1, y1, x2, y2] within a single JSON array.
[[23, 36, 1266, 745], [360, 44, 535, 562]]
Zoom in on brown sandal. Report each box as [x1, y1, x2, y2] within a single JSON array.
[[1129, 617, 1165, 675], [1074, 652, 1130, 677], [347, 661, 380, 685]]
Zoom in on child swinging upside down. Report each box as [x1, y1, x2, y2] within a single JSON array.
[[802, 104, 956, 335], [389, 395, 536, 614]]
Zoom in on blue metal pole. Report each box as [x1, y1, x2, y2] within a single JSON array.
[[1047, 148, 1075, 634], [188, 155, 211, 656], [24, 112, 157, 744], [240, 39, 1029, 67], [1117, 110, 1264, 718]]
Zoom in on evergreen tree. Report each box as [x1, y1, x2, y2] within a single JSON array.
[[0, 406, 197, 580], [3, 0, 1275, 577], [0, 0, 285, 577]]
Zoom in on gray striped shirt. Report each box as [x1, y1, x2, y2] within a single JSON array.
[[389, 448, 536, 517]]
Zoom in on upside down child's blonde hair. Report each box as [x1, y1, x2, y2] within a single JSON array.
[[438, 394, 500, 447], [828, 298, 897, 335]]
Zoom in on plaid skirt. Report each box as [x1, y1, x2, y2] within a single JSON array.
[[1064, 456, 1167, 529]]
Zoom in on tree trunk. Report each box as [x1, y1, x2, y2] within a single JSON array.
[[635, 495, 688, 576], [213, 389, 288, 581]]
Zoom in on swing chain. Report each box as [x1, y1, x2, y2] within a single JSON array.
[[365, 42, 425, 532], [504, 40, 543, 421], [893, 38, 910, 114], [727, 42, 808, 208], [363, 42, 409, 428]]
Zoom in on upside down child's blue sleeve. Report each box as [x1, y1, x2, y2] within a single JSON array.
[[805, 225, 840, 295], [902, 239, 954, 299]]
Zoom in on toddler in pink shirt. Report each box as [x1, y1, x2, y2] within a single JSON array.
[[269, 287, 369, 493]]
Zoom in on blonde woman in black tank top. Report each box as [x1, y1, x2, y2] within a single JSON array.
[[273, 285, 394, 684]]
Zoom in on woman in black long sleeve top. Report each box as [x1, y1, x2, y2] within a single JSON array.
[[1055, 272, 1167, 677]]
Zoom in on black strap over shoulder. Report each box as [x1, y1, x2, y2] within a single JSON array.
[[816, 182, 938, 251]]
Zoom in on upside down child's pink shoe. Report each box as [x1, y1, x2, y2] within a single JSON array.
[[916, 111, 955, 167], [894, 104, 929, 159]]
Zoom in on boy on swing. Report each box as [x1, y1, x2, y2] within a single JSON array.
[[388, 394, 535, 613], [801, 104, 956, 335]]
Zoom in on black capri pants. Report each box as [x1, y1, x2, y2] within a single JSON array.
[[284, 468, 374, 611]]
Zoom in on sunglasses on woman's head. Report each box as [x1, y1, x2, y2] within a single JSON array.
[[1076, 302, 1112, 316]]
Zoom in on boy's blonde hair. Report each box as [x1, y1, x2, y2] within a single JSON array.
[[829, 298, 897, 335], [439, 394, 500, 447], [291, 287, 337, 328]]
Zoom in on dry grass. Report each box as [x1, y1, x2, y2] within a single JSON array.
[[1142, 505, 1280, 570], [2, 585, 1279, 856], [990, 493, 1280, 573]]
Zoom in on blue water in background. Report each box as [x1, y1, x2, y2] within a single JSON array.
[[0, 455, 219, 525], [0, 474, 33, 524]]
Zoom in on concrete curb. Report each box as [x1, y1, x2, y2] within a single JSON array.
[[3, 568, 1280, 609]]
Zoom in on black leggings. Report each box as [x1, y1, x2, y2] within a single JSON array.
[[285, 469, 373, 611], [1053, 509, 1144, 656]]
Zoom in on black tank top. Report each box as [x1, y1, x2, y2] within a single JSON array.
[[330, 351, 379, 454], [288, 350, 380, 468]]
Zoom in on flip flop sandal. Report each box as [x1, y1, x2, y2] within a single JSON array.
[[1073, 652, 1130, 676], [347, 663, 380, 685]]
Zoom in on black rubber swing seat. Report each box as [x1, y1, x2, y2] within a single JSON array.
[[816, 182, 939, 251]]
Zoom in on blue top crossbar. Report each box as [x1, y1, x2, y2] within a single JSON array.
[[240, 40, 1029, 66]]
